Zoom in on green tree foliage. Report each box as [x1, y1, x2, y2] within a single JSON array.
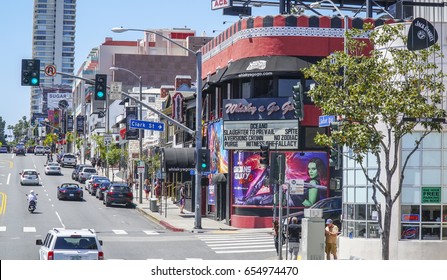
[[303, 23, 446, 260]]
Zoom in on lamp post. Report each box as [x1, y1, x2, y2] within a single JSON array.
[[310, 0, 348, 55], [111, 27, 204, 229], [110, 66, 144, 204]]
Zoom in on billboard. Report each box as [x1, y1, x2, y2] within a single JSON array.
[[207, 120, 228, 174], [47, 92, 73, 110], [232, 151, 328, 207]]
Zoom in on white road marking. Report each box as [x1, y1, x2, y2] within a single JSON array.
[[23, 227, 36, 232], [0, 226, 6, 232], [113, 230, 128, 235], [143, 230, 160, 235]]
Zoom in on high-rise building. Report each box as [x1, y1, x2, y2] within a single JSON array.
[[31, 0, 76, 115]]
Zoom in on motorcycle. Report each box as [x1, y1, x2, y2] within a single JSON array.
[[26, 193, 38, 213]]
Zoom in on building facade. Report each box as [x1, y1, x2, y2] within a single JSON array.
[[32, 0, 76, 115]]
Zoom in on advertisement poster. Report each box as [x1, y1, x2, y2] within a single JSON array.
[[208, 120, 228, 174], [208, 185, 216, 205], [232, 151, 328, 207]]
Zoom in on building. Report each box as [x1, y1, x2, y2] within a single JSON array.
[[31, 0, 76, 115]]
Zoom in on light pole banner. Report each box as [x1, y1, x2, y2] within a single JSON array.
[[126, 106, 139, 140], [47, 92, 73, 109]]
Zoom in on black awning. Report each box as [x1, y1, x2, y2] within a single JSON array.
[[162, 148, 195, 172], [119, 97, 130, 105], [203, 67, 228, 92], [211, 173, 227, 184], [221, 56, 319, 81]]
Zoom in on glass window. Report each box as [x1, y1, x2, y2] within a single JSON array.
[[401, 224, 419, 240], [422, 151, 441, 166], [368, 223, 380, 238], [443, 187, 447, 204], [241, 81, 250, 99], [355, 187, 367, 203], [401, 187, 420, 204], [442, 225, 447, 240], [402, 150, 420, 167], [346, 170, 355, 185], [347, 187, 355, 203], [278, 78, 299, 97], [403, 168, 421, 184], [366, 153, 378, 168], [355, 170, 367, 185], [422, 168, 441, 185], [367, 204, 379, 221], [253, 78, 274, 98], [355, 204, 366, 220], [423, 133, 441, 149], [401, 205, 420, 222], [421, 205, 441, 222], [421, 224, 440, 240], [402, 132, 421, 149]]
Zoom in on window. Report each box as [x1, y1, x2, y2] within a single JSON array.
[[253, 77, 274, 98], [278, 78, 299, 97]]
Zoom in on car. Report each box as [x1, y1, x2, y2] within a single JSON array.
[[95, 181, 111, 200], [15, 145, 26, 156], [27, 146, 35, 153], [61, 153, 76, 168], [57, 183, 84, 201], [44, 162, 62, 175], [85, 175, 109, 195], [34, 146, 45, 155], [36, 228, 104, 260], [0, 146, 8, 153], [20, 169, 40, 186], [72, 164, 92, 181], [78, 167, 98, 183], [44, 146, 51, 154], [103, 183, 133, 208], [283, 196, 342, 229]]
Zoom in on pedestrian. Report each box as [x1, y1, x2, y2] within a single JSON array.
[[97, 158, 102, 173], [127, 173, 134, 189], [143, 179, 150, 200], [325, 219, 339, 260], [287, 217, 301, 260], [179, 184, 186, 214]]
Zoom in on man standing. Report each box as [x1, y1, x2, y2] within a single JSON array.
[[325, 219, 339, 260], [287, 217, 301, 260], [179, 184, 186, 214]]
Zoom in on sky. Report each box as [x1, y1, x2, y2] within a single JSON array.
[[0, 0, 281, 130]]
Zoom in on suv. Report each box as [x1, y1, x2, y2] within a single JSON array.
[[34, 146, 45, 155], [61, 153, 76, 168], [36, 228, 104, 260], [72, 164, 92, 181], [78, 166, 98, 183], [44, 146, 51, 154], [103, 183, 133, 208], [15, 145, 26, 156]]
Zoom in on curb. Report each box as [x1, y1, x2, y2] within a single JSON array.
[[135, 206, 185, 232]]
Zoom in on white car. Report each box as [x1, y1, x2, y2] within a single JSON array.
[[78, 167, 98, 183], [61, 153, 76, 167], [44, 162, 62, 175], [34, 146, 45, 155], [20, 169, 40, 185], [36, 228, 104, 260]]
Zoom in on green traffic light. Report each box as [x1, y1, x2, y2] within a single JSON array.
[[31, 78, 39, 85], [201, 163, 207, 168], [97, 91, 104, 98]]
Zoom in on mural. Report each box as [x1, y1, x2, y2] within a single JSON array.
[[232, 151, 329, 207]]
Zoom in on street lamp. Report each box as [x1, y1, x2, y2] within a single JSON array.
[[110, 66, 144, 204], [111, 27, 204, 229], [310, 1, 348, 55]]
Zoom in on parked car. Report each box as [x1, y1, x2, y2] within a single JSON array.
[[95, 181, 111, 200], [15, 145, 26, 156], [36, 228, 104, 260], [44, 162, 62, 175], [44, 146, 51, 154], [57, 183, 83, 201], [103, 183, 133, 208], [61, 153, 76, 168], [27, 146, 35, 153], [78, 167, 98, 183], [34, 146, 45, 155], [72, 164, 92, 181], [20, 169, 40, 186], [0, 146, 8, 153], [85, 175, 109, 195], [283, 196, 342, 229]]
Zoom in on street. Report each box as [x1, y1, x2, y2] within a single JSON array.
[[0, 153, 278, 260]]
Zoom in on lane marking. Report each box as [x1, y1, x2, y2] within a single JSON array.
[[7, 173, 10, 185], [23, 227, 37, 232], [113, 230, 128, 235], [0, 226, 6, 231], [55, 211, 65, 228], [0, 192, 6, 215]]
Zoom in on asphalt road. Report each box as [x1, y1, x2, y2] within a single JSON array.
[[0, 153, 278, 260]]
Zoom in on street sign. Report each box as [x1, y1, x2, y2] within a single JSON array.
[[319, 115, 336, 127], [129, 119, 164, 131], [402, 117, 445, 123], [44, 65, 56, 76], [104, 134, 112, 146], [137, 160, 145, 174], [286, 179, 304, 195], [110, 82, 122, 100]]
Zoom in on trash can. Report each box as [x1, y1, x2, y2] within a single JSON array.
[[150, 198, 158, 212]]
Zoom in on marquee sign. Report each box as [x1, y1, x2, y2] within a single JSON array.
[[223, 120, 298, 150]]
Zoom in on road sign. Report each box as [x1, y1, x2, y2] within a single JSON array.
[[44, 65, 56, 76], [110, 82, 122, 100], [129, 119, 164, 131], [104, 134, 112, 146], [402, 117, 445, 123], [286, 179, 304, 195], [319, 115, 336, 127]]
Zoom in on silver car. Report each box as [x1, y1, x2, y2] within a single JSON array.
[[20, 169, 40, 185], [78, 167, 98, 183]]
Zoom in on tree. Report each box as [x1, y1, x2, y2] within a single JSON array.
[[303, 23, 446, 260], [106, 145, 122, 178]]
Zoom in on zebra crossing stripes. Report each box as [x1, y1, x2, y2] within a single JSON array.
[[196, 232, 276, 254], [0, 227, 161, 235]]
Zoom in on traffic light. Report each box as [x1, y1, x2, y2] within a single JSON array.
[[21, 59, 40, 86], [197, 149, 210, 173], [292, 82, 304, 120], [260, 144, 270, 165], [95, 74, 107, 100], [269, 152, 286, 184]]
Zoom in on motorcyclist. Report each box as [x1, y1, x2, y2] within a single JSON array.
[[27, 190, 37, 208]]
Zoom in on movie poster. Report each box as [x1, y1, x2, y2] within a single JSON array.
[[232, 151, 329, 207], [207, 120, 228, 174]]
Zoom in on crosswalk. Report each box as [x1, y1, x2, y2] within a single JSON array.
[[0, 227, 162, 235], [196, 232, 276, 254]]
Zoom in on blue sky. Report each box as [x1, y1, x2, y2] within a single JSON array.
[[0, 1, 281, 129]]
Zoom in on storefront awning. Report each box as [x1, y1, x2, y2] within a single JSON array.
[[203, 67, 228, 92], [162, 148, 195, 172], [211, 173, 227, 185], [221, 56, 319, 81]]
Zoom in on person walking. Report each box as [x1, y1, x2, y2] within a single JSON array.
[[287, 217, 301, 260], [143, 179, 150, 200], [179, 184, 186, 214], [272, 220, 284, 256], [325, 219, 339, 260]]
